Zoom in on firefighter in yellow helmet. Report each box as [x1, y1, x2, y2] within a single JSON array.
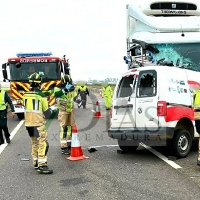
[[102, 82, 113, 110], [77, 81, 89, 109], [53, 74, 77, 155], [23, 72, 53, 174], [193, 88, 200, 167]]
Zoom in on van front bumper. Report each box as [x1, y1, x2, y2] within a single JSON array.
[[108, 127, 175, 146]]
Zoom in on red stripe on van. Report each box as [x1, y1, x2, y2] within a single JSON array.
[[188, 80, 200, 90], [164, 106, 194, 122]]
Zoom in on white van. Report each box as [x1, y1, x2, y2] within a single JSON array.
[[108, 66, 199, 158]]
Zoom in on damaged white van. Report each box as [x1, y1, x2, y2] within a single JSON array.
[[108, 65, 200, 158]]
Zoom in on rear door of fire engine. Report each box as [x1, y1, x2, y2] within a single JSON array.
[[135, 69, 159, 130]]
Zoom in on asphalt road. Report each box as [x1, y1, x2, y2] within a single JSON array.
[[1, 93, 200, 200]]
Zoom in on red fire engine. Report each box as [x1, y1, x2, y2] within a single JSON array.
[[2, 52, 70, 119]]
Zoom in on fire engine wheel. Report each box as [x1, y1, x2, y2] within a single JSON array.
[[118, 139, 138, 152], [17, 113, 24, 120], [171, 129, 192, 158]]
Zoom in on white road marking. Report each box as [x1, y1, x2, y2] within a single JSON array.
[[83, 145, 118, 150], [140, 143, 182, 169], [0, 120, 24, 155]]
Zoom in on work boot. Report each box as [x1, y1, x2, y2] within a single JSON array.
[[197, 160, 200, 167], [37, 166, 53, 174], [6, 137, 11, 144], [33, 161, 38, 169], [61, 147, 70, 155]]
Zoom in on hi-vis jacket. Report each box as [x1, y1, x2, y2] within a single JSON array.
[[23, 89, 49, 127], [102, 86, 113, 97], [0, 90, 15, 111], [0, 90, 15, 126], [78, 85, 89, 96], [193, 89, 200, 108], [54, 87, 77, 113]]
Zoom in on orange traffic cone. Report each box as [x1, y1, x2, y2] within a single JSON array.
[[99, 91, 102, 98], [66, 124, 89, 161], [94, 101, 103, 118]]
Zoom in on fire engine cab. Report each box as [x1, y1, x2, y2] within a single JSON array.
[[2, 52, 70, 119]]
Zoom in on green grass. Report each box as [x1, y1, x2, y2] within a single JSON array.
[[87, 84, 116, 90]]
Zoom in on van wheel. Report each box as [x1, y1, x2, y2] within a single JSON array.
[[17, 113, 24, 120], [171, 129, 192, 158], [118, 140, 138, 152]]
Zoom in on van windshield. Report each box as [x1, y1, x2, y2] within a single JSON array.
[[149, 43, 200, 71]]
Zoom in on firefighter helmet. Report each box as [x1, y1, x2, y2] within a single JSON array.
[[61, 74, 72, 84], [29, 72, 42, 83]]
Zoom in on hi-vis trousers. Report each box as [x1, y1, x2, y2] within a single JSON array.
[[104, 95, 112, 109], [58, 110, 75, 149], [26, 125, 49, 167]]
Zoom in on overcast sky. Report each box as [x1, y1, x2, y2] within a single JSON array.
[[0, 0, 131, 81]]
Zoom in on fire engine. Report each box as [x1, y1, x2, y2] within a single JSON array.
[[2, 52, 70, 119]]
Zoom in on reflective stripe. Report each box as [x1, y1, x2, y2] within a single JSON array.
[[60, 140, 67, 144], [71, 133, 80, 147], [67, 140, 71, 142], [38, 158, 47, 162], [33, 158, 38, 161]]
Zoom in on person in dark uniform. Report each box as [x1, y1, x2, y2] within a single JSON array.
[[0, 84, 15, 145], [77, 81, 89, 109]]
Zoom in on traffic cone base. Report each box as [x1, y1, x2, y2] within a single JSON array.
[[94, 113, 103, 118]]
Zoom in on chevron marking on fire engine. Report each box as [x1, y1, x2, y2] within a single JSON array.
[[11, 82, 16, 88], [17, 82, 29, 91], [11, 88, 23, 99]]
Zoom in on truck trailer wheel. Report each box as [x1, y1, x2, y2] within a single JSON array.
[[118, 139, 138, 152], [17, 113, 24, 120], [171, 129, 192, 158]]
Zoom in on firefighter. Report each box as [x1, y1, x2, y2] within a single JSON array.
[[193, 88, 200, 167], [0, 84, 15, 145], [23, 72, 53, 174], [54, 74, 76, 155], [77, 81, 89, 109], [102, 82, 113, 110]]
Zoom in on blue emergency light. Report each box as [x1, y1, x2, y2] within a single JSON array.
[[16, 52, 53, 57], [123, 56, 130, 64]]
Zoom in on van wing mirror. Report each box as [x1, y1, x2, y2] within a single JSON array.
[[15, 62, 21, 68]]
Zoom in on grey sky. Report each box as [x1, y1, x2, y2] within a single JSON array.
[[0, 0, 130, 81]]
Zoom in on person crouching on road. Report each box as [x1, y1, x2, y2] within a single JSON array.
[[54, 75, 77, 155], [193, 88, 200, 167], [23, 72, 53, 174], [0, 84, 15, 145], [102, 82, 113, 110]]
